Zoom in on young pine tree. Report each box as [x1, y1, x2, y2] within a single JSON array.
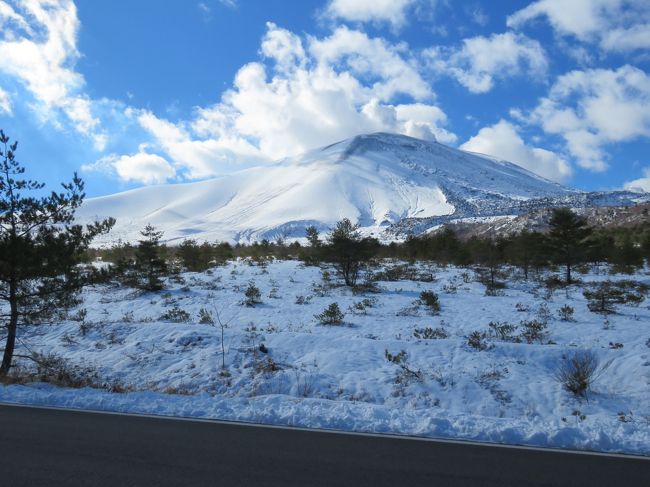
[[135, 224, 167, 291], [0, 130, 114, 374], [326, 218, 374, 286], [547, 208, 592, 284]]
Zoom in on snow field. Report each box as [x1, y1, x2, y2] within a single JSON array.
[[1, 259, 649, 455]]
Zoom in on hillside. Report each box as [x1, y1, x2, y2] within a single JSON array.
[[78, 133, 646, 244]]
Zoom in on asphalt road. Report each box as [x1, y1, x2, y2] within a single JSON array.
[[0, 404, 648, 486]]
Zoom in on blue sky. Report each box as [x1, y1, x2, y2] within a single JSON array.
[[1, 0, 650, 197]]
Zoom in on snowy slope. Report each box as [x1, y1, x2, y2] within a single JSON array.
[[79, 133, 579, 244], [2, 260, 649, 455]]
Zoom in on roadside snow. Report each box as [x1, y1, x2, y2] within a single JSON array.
[[1, 260, 649, 455]]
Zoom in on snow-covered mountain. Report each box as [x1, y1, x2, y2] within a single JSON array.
[[78, 132, 647, 244]]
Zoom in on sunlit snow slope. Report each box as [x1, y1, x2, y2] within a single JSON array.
[[79, 133, 578, 244]]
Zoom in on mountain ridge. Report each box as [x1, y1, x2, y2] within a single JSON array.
[[78, 132, 649, 244]]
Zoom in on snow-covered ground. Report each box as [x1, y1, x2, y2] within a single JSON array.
[[1, 259, 649, 455]]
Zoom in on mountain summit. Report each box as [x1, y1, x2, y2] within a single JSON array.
[[78, 133, 643, 244]]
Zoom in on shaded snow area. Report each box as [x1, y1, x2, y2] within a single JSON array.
[[1, 260, 649, 455]]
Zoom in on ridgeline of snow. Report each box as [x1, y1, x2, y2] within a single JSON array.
[[79, 133, 578, 244]]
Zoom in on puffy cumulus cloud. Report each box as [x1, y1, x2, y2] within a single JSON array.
[[623, 167, 650, 193], [324, 0, 416, 29], [185, 23, 453, 163], [82, 147, 176, 185], [77, 21, 451, 184], [309, 26, 431, 101], [0, 0, 106, 148], [523, 65, 650, 171], [136, 109, 266, 178], [0, 86, 11, 114], [507, 0, 650, 53], [460, 120, 572, 183], [425, 32, 547, 93]]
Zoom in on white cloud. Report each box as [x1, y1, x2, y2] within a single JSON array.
[[0, 0, 106, 148], [137, 109, 265, 178], [309, 26, 432, 101], [186, 23, 453, 163], [425, 32, 547, 93], [0, 86, 11, 114], [507, 0, 650, 53], [601, 24, 650, 52], [623, 167, 650, 193], [460, 120, 572, 183], [324, 0, 416, 29], [524, 65, 650, 171], [83, 147, 176, 185]]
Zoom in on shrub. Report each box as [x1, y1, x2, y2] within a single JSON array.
[[160, 305, 190, 323], [555, 350, 600, 398], [515, 303, 529, 312], [351, 298, 377, 314], [558, 305, 575, 322], [467, 331, 489, 351], [413, 326, 448, 340], [583, 280, 646, 314], [198, 308, 214, 325], [384, 349, 423, 383], [315, 303, 345, 325], [520, 319, 548, 344], [488, 321, 518, 342], [243, 282, 262, 306], [419, 290, 441, 314]]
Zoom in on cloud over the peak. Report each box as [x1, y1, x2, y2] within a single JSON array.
[[461, 120, 571, 183], [176, 22, 455, 169], [425, 32, 548, 93]]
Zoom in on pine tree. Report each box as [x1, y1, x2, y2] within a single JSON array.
[[547, 208, 592, 284], [305, 225, 320, 247], [611, 235, 643, 273], [326, 218, 374, 286], [177, 238, 212, 272], [135, 224, 167, 291], [0, 130, 114, 374]]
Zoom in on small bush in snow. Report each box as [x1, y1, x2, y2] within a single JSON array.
[[198, 308, 214, 325], [160, 305, 190, 323], [413, 326, 449, 340], [488, 321, 518, 342], [515, 302, 529, 312], [243, 282, 262, 307], [537, 303, 552, 323], [583, 280, 646, 314], [419, 290, 441, 314], [558, 305, 575, 322], [555, 350, 600, 398], [467, 331, 489, 351], [520, 319, 548, 344], [384, 349, 423, 383], [351, 297, 377, 314], [315, 303, 345, 325]]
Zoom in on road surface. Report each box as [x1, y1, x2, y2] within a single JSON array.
[[0, 403, 648, 486]]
